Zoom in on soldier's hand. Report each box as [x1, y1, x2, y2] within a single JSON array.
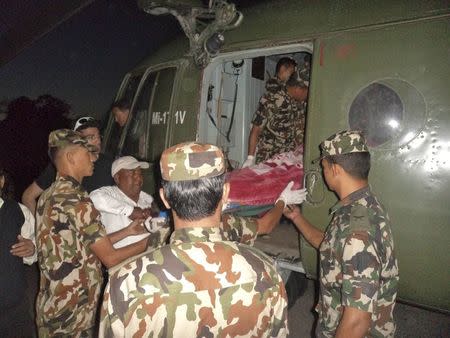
[[283, 205, 301, 221], [129, 207, 146, 220], [242, 155, 255, 168], [10, 235, 35, 258], [127, 219, 147, 235], [277, 181, 307, 205]]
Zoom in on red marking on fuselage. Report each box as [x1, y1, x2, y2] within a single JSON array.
[[320, 42, 325, 66], [336, 44, 356, 59]]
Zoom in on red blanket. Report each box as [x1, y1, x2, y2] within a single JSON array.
[[226, 148, 304, 206]]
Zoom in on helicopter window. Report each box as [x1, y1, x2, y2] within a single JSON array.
[[349, 83, 403, 147], [147, 67, 176, 162], [119, 67, 176, 161], [121, 74, 143, 104], [104, 73, 143, 158], [122, 72, 157, 159]]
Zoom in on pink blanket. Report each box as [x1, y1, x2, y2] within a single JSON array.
[[226, 148, 304, 206]]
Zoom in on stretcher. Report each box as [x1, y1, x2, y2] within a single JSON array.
[[225, 147, 304, 216]]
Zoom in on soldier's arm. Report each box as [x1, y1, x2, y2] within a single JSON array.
[[283, 205, 324, 249], [248, 94, 270, 157], [338, 228, 381, 335], [221, 214, 258, 245], [248, 124, 262, 156], [107, 219, 147, 244], [335, 306, 371, 338], [21, 182, 43, 215], [90, 236, 147, 269], [80, 199, 148, 268], [256, 200, 285, 234]]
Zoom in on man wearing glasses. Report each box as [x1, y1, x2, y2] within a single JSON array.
[[22, 116, 114, 214]]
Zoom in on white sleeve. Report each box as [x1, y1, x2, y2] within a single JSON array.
[[90, 187, 134, 216], [19, 203, 37, 265], [140, 191, 154, 208]]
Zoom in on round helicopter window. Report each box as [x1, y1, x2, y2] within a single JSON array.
[[348, 80, 426, 149], [349, 83, 403, 147]]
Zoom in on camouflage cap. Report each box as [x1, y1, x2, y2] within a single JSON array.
[[48, 129, 96, 152], [286, 72, 309, 88], [298, 69, 310, 86], [298, 76, 309, 88], [313, 130, 369, 163], [160, 142, 225, 181]]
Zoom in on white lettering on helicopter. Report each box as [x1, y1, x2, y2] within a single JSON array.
[[151, 111, 169, 125], [175, 110, 186, 125], [151, 110, 187, 125]]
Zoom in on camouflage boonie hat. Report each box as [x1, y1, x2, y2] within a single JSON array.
[[48, 129, 96, 152], [160, 142, 225, 181], [313, 130, 369, 163]]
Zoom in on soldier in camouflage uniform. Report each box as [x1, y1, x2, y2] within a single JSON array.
[[293, 54, 311, 147], [284, 130, 399, 337], [246, 75, 309, 165], [35, 129, 149, 337], [298, 53, 311, 83], [288, 75, 309, 150], [244, 57, 300, 166], [100, 142, 289, 337]]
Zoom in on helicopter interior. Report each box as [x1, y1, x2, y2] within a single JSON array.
[[198, 44, 313, 265], [198, 43, 313, 169]]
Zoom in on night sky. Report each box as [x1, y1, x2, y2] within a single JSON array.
[[0, 0, 258, 197], [0, 1, 181, 120]]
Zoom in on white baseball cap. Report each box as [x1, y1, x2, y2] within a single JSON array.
[[111, 156, 150, 177]]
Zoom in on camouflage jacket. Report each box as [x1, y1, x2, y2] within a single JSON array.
[[298, 63, 310, 83], [220, 213, 259, 245], [36, 176, 107, 337], [318, 186, 399, 338], [252, 77, 304, 163], [99, 216, 288, 338]]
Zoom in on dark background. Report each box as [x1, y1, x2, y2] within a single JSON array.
[[0, 0, 181, 197], [0, 0, 257, 198], [0, 0, 181, 119]]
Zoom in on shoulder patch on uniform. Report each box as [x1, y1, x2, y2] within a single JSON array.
[[349, 204, 371, 232]]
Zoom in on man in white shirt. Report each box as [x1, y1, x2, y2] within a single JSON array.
[[90, 156, 168, 248], [10, 203, 37, 264]]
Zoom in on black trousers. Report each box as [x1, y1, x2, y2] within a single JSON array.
[[0, 297, 34, 338]]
